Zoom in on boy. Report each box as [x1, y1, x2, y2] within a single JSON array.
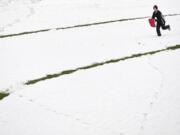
[[152, 5, 170, 36]]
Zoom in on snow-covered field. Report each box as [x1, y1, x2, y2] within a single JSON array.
[[0, 0, 180, 135]]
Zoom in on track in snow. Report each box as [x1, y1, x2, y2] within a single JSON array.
[[0, 13, 180, 39], [24, 44, 180, 85], [1, 44, 180, 101]]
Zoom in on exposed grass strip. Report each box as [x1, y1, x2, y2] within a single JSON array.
[[0, 92, 9, 100], [25, 44, 180, 85], [0, 13, 179, 39], [1, 44, 180, 101]]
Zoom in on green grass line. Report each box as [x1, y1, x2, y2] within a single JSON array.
[[0, 14, 180, 39], [0, 92, 9, 100], [1, 44, 180, 101], [25, 44, 180, 85]]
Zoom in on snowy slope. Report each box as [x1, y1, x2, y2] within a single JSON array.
[[1, 50, 180, 135], [0, 0, 42, 33], [1, 15, 180, 90], [1, 0, 180, 34], [0, 0, 180, 135]]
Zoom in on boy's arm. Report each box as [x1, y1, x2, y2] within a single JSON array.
[[152, 12, 155, 19]]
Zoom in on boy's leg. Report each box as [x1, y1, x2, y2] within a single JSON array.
[[156, 24, 161, 36], [162, 24, 170, 30]]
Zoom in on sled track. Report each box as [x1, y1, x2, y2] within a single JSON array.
[[25, 44, 180, 85], [1, 44, 180, 100], [0, 13, 180, 39], [0, 92, 9, 100]]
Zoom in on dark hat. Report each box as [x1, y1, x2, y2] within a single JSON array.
[[153, 5, 158, 9]]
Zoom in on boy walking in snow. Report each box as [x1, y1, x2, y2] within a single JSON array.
[[152, 5, 170, 36]]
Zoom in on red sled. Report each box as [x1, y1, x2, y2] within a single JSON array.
[[148, 18, 155, 27]]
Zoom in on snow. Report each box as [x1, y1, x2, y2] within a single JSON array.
[[0, 0, 180, 135], [1, 0, 180, 33]]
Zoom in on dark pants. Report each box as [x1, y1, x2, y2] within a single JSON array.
[[156, 22, 170, 36]]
